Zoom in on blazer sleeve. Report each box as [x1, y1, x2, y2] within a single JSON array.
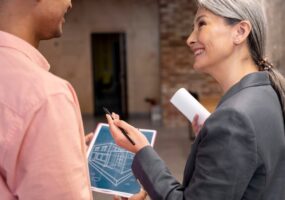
[[132, 145, 185, 199], [132, 108, 258, 200]]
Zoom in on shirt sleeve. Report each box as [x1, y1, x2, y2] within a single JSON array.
[[14, 93, 92, 200], [132, 108, 258, 200]]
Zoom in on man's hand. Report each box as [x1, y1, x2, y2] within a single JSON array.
[[85, 132, 94, 150]]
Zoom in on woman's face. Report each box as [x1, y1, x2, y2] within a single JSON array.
[[187, 8, 236, 73]]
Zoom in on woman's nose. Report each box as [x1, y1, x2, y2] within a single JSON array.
[[186, 30, 196, 47]]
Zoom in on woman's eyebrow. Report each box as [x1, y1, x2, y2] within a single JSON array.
[[192, 15, 206, 28], [195, 15, 206, 23]]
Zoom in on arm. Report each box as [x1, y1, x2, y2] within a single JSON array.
[[132, 146, 185, 199], [15, 94, 92, 200], [107, 113, 184, 199], [132, 108, 258, 200], [184, 108, 257, 199]]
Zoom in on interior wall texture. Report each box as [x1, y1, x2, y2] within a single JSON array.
[[263, 0, 285, 75], [39, 0, 285, 126], [39, 0, 160, 115]]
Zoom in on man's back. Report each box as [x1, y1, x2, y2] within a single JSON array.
[[0, 31, 92, 199]]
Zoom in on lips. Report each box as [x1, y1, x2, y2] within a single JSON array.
[[192, 48, 205, 57], [194, 49, 204, 56]]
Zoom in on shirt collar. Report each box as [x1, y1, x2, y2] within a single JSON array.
[[0, 30, 50, 71], [217, 71, 271, 107]]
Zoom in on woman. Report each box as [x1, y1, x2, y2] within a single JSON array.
[[107, 0, 285, 199]]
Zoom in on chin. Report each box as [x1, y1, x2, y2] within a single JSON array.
[[54, 31, 63, 38], [49, 29, 63, 39], [193, 62, 204, 71], [49, 24, 64, 38], [42, 32, 62, 41], [54, 26, 64, 37], [193, 63, 211, 74]]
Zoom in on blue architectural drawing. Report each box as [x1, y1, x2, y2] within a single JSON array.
[[89, 142, 134, 186], [87, 123, 156, 196]]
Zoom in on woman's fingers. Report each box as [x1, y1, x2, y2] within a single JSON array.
[[113, 196, 128, 200], [106, 113, 149, 153], [112, 112, 120, 120], [113, 189, 147, 200], [113, 118, 136, 133], [192, 114, 205, 136], [129, 189, 148, 200], [106, 114, 123, 138]]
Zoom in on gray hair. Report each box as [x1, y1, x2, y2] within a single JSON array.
[[196, 0, 285, 125], [196, 0, 267, 65]]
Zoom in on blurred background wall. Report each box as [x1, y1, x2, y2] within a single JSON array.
[[40, 0, 160, 118], [39, 0, 285, 127]]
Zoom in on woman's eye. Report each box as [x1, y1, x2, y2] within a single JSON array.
[[198, 21, 206, 28]]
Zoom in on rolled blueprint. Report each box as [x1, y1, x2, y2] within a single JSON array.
[[170, 88, 210, 124]]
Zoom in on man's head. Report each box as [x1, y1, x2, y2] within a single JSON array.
[[0, 0, 72, 46], [32, 0, 72, 40]]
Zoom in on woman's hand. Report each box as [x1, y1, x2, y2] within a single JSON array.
[[192, 114, 204, 137], [113, 189, 148, 200], [106, 113, 149, 154]]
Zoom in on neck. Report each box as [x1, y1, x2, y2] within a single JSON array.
[[208, 55, 258, 94], [0, 24, 40, 48], [0, 4, 40, 48]]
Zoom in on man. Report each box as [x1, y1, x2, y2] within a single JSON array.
[[0, 0, 92, 199]]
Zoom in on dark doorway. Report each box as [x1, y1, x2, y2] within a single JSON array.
[[91, 33, 128, 118]]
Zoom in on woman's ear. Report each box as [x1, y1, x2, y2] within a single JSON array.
[[233, 20, 252, 45]]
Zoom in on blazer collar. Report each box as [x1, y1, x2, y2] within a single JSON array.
[[217, 71, 271, 108]]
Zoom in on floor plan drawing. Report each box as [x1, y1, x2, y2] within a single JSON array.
[[89, 142, 134, 186], [87, 123, 156, 197]]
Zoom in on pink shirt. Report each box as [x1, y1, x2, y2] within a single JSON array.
[[0, 31, 92, 200]]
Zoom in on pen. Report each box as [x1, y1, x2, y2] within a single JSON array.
[[103, 107, 136, 145]]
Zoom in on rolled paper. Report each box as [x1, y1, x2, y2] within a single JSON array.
[[170, 88, 210, 124]]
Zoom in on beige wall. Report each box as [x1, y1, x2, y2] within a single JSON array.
[[263, 0, 285, 75], [38, 0, 285, 124], [39, 0, 160, 115]]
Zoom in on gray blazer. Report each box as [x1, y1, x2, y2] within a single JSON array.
[[132, 72, 285, 200]]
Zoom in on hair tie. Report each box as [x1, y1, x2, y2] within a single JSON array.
[[258, 58, 273, 71]]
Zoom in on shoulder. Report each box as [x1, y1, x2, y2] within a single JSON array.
[[220, 84, 279, 117], [202, 107, 256, 141], [200, 83, 283, 153], [0, 59, 76, 117], [204, 84, 278, 136], [216, 84, 283, 133], [196, 107, 258, 173]]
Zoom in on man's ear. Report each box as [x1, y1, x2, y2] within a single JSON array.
[[233, 20, 252, 45]]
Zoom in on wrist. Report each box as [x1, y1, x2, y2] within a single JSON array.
[[134, 144, 149, 154]]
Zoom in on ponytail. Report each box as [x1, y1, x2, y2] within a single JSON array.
[[259, 59, 285, 122]]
